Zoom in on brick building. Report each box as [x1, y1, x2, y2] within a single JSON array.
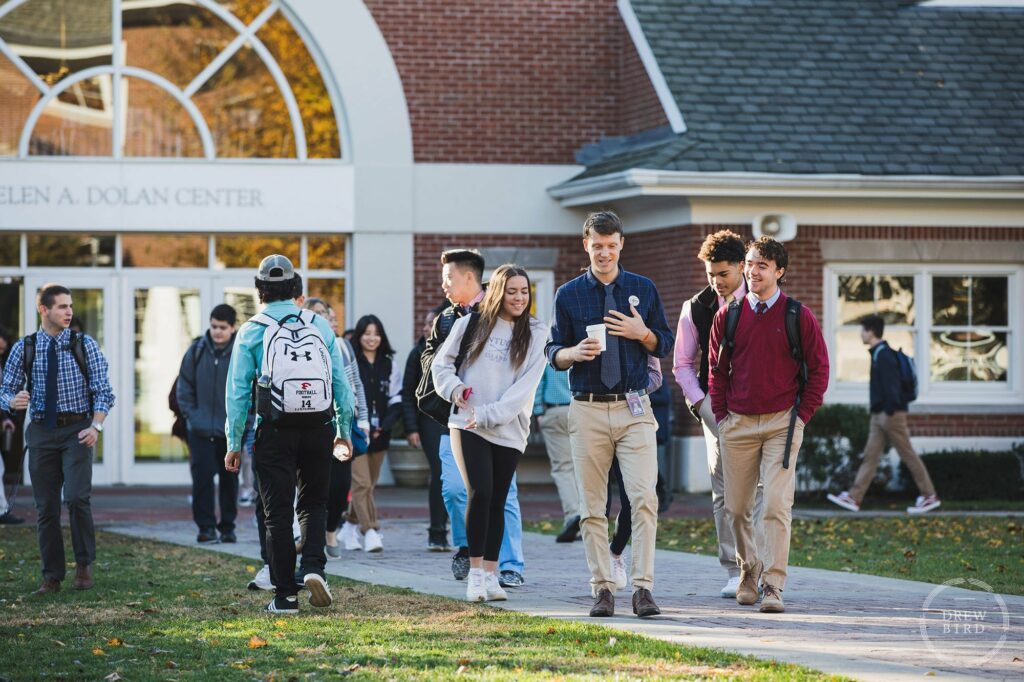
[[0, 0, 1021, 485]]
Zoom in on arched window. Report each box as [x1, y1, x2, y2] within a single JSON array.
[[0, 0, 343, 160]]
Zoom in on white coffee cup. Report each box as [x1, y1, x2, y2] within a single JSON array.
[[585, 323, 607, 351]]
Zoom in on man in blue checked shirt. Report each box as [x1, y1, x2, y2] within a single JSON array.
[[545, 211, 673, 620], [0, 283, 115, 596]]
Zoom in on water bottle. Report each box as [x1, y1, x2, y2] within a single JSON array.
[[256, 374, 272, 419]]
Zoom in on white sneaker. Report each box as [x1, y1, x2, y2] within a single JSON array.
[[484, 571, 508, 602], [907, 495, 941, 514], [466, 568, 486, 602], [611, 554, 628, 592], [341, 522, 363, 551], [303, 573, 332, 608], [827, 491, 860, 512], [720, 576, 741, 598], [363, 528, 383, 553], [247, 564, 273, 591]]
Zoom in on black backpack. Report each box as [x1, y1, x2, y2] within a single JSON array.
[[23, 331, 92, 412], [714, 297, 806, 468], [415, 312, 480, 426]]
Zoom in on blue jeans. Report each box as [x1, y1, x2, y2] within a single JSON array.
[[439, 434, 524, 574]]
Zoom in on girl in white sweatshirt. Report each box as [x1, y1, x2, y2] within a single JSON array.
[[431, 264, 547, 602]]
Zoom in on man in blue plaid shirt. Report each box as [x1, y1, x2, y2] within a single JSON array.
[[0, 283, 115, 596]]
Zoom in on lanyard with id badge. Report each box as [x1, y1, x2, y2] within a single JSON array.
[[623, 293, 646, 418]]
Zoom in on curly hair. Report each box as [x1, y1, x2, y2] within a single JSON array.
[[697, 230, 745, 263], [747, 236, 789, 275]]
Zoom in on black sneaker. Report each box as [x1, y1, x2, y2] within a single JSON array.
[[499, 570, 525, 588], [555, 516, 581, 543], [451, 547, 470, 580], [266, 595, 299, 614], [428, 531, 451, 552], [219, 530, 237, 543], [0, 512, 24, 525], [197, 529, 219, 544]]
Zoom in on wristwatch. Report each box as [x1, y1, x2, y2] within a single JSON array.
[[91, 422, 103, 433]]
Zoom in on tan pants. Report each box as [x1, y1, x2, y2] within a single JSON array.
[[849, 412, 935, 504], [720, 409, 804, 590], [698, 398, 768, 578], [569, 396, 658, 593], [345, 450, 385, 533], [539, 404, 579, 522]]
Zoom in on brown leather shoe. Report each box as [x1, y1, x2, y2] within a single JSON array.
[[589, 588, 614, 617], [32, 579, 61, 596], [631, 588, 661, 618], [736, 570, 759, 606], [73, 564, 93, 591]]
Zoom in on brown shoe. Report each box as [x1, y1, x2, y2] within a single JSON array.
[[73, 564, 93, 591], [631, 588, 661, 618], [589, 588, 614, 617], [736, 570, 759, 606], [32, 579, 61, 596], [759, 584, 785, 613]]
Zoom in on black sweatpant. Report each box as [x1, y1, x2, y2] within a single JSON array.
[[418, 416, 448, 535], [325, 457, 352, 532], [188, 434, 237, 534], [254, 422, 333, 597], [458, 430, 520, 562], [607, 457, 632, 556]]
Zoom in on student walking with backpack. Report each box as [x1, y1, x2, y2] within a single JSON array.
[[176, 304, 239, 544], [0, 283, 115, 595], [431, 265, 547, 602], [708, 237, 829, 614], [340, 314, 402, 553], [828, 315, 940, 514], [224, 256, 354, 614]]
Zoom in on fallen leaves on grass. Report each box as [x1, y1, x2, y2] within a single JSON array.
[[247, 636, 268, 649], [92, 647, 105, 656], [106, 638, 124, 647]]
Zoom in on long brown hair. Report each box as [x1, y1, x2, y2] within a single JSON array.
[[465, 264, 534, 370]]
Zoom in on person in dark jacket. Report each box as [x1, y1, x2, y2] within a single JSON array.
[[828, 315, 940, 514], [401, 304, 450, 551], [177, 304, 239, 544]]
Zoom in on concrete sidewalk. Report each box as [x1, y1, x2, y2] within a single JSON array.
[[106, 518, 1023, 682]]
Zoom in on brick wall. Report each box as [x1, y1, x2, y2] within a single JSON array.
[[365, 0, 665, 163]]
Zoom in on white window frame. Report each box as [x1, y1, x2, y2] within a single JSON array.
[[824, 262, 1022, 406]]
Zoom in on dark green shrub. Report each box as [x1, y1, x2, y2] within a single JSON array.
[[797, 403, 879, 492], [898, 444, 1024, 500]]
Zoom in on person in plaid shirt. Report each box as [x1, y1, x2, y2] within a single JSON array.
[[0, 283, 115, 596]]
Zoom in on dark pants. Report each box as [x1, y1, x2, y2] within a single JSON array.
[[607, 457, 632, 556], [27, 419, 95, 582], [418, 416, 448, 536], [255, 422, 333, 597], [188, 434, 237, 534], [459, 430, 520, 562], [252, 465, 268, 564], [325, 457, 352, 532]]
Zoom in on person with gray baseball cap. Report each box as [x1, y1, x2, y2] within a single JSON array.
[[224, 254, 355, 614]]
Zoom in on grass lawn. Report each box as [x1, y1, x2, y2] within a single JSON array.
[[0, 527, 843, 681], [529, 515, 1023, 596]]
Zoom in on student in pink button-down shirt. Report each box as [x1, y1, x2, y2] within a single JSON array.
[[671, 230, 766, 599]]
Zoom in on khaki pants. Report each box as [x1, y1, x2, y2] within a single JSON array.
[[569, 396, 658, 593], [345, 450, 385, 533], [539, 404, 579, 522], [720, 409, 804, 590], [698, 399, 767, 578], [849, 412, 935, 504]]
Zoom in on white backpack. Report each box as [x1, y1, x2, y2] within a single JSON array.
[[252, 310, 333, 424]]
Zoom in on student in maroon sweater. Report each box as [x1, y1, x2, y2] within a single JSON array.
[[708, 237, 829, 614]]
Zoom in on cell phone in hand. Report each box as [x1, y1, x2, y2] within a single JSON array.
[[462, 387, 473, 401]]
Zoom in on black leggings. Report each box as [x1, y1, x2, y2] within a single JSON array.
[[418, 416, 449, 535], [326, 457, 352, 532], [459, 430, 520, 562], [606, 457, 632, 556]]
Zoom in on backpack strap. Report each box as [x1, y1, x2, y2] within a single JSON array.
[[22, 333, 36, 395], [250, 312, 278, 328], [781, 297, 806, 470], [713, 299, 742, 373], [68, 331, 93, 413]]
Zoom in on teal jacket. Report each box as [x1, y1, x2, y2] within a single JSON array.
[[225, 300, 354, 451]]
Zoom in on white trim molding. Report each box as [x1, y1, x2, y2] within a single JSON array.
[[617, 0, 686, 134]]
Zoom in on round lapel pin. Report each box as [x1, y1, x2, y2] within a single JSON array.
[[628, 295, 640, 307]]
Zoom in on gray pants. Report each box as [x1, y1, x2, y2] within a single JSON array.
[[698, 399, 767, 578], [538, 404, 579, 522], [27, 419, 95, 582]]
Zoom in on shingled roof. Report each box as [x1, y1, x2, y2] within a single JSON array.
[[576, 0, 1024, 178]]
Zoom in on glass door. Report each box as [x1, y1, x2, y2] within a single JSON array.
[[23, 275, 118, 485]]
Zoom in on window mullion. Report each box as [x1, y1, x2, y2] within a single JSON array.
[[112, 0, 123, 159]]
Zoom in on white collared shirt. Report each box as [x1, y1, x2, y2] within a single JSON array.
[[746, 287, 782, 312]]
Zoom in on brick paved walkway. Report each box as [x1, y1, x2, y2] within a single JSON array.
[[106, 517, 1023, 682]]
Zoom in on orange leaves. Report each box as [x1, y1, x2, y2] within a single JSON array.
[[247, 635, 269, 649]]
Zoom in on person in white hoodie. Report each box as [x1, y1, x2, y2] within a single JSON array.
[[432, 264, 547, 602]]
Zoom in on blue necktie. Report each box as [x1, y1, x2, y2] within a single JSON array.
[[601, 283, 621, 390], [43, 338, 58, 428]]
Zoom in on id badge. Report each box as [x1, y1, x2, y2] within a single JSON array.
[[625, 391, 645, 417]]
